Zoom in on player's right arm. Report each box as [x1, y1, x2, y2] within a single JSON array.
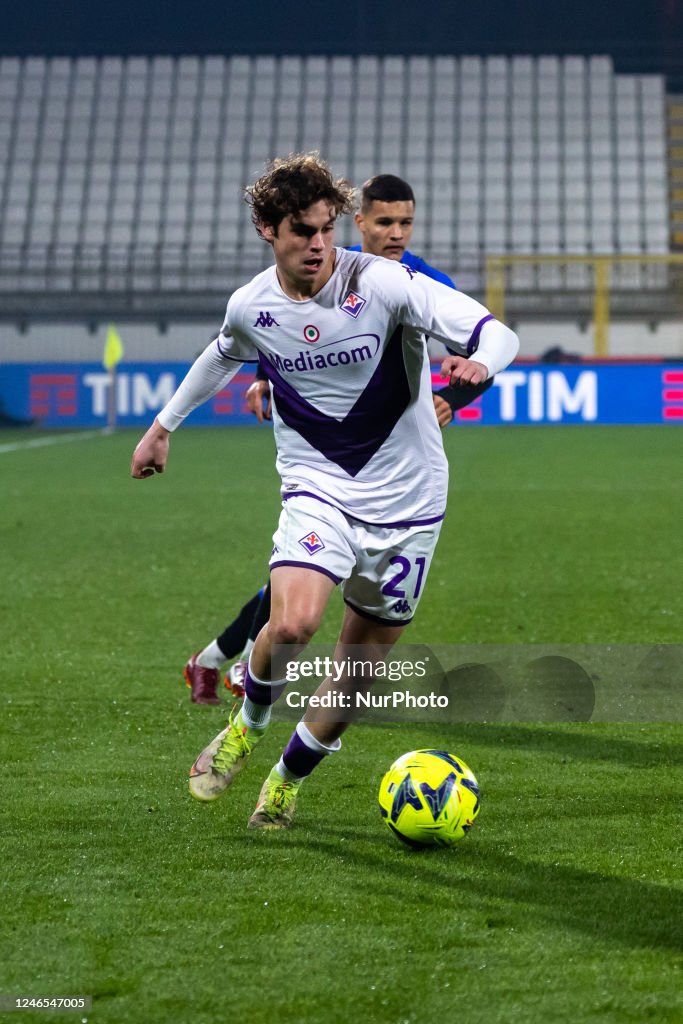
[[131, 418, 171, 478], [131, 303, 257, 478]]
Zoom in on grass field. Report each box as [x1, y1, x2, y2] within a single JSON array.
[[1, 425, 681, 1024]]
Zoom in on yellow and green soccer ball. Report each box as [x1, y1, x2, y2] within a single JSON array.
[[378, 749, 480, 848]]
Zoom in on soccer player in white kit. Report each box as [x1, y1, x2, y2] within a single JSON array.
[[131, 153, 519, 829], [184, 172, 491, 704]]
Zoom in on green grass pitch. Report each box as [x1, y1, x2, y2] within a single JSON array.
[[1, 425, 681, 1024]]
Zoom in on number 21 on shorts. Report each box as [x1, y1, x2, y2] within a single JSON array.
[[381, 555, 427, 600]]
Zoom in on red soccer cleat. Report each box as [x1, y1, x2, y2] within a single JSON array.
[[184, 652, 221, 705]]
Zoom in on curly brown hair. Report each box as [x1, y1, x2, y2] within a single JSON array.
[[245, 152, 356, 237]]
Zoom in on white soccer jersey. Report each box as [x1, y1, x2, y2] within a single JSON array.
[[158, 248, 518, 525]]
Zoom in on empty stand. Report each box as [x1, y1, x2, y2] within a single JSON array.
[[0, 54, 671, 294]]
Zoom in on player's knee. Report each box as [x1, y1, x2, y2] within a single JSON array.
[[268, 613, 319, 647]]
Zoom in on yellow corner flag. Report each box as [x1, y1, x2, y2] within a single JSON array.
[[103, 324, 124, 371]]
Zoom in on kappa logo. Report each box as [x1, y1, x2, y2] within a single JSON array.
[[400, 263, 417, 280], [298, 531, 325, 555], [254, 311, 280, 328], [340, 290, 367, 319]]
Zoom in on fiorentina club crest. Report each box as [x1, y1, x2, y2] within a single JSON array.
[[298, 531, 325, 555], [340, 290, 366, 319]]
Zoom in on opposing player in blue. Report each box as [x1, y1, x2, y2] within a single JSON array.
[[184, 173, 493, 704], [131, 153, 518, 829]]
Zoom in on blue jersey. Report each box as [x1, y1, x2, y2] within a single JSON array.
[[347, 246, 456, 289]]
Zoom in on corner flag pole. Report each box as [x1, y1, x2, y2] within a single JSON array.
[[103, 325, 124, 431]]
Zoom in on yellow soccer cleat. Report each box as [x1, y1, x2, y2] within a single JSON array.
[[247, 768, 301, 830], [189, 707, 263, 801]]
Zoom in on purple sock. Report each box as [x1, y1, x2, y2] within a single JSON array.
[[281, 730, 327, 778], [244, 666, 287, 705]]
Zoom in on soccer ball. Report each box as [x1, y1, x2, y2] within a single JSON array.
[[378, 749, 480, 848]]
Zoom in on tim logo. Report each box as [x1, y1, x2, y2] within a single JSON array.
[[298, 531, 325, 555], [254, 311, 280, 328], [30, 374, 77, 417], [340, 290, 366, 319]]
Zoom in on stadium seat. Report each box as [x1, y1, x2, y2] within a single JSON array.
[[0, 53, 673, 296]]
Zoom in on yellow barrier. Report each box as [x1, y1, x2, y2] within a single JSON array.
[[485, 253, 683, 356]]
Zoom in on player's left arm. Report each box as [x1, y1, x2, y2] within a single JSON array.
[[412, 259, 488, 422], [414, 262, 500, 407], [439, 323, 516, 386], [393, 268, 519, 382], [434, 298, 518, 385], [374, 262, 518, 382]]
